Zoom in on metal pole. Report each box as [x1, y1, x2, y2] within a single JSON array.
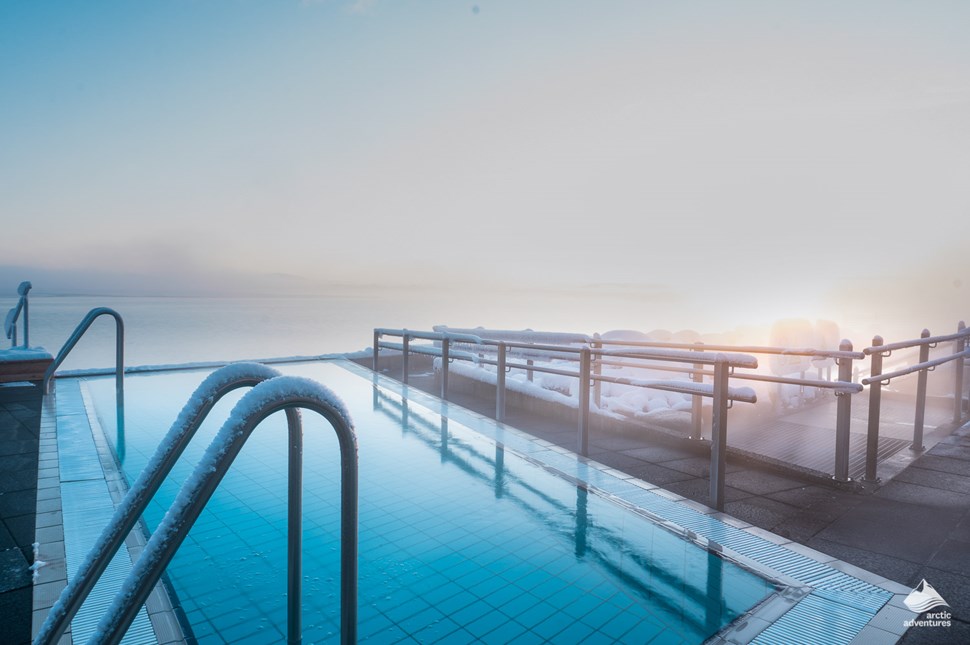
[[955, 321, 966, 423], [22, 295, 28, 348], [833, 339, 854, 482], [709, 360, 729, 512], [496, 342, 506, 422], [865, 335, 884, 483], [913, 329, 930, 452], [691, 342, 704, 440], [402, 333, 410, 385], [526, 359, 534, 382], [578, 348, 591, 456], [287, 409, 303, 645], [372, 330, 379, 372], [440, 338, 450, 400], [115, 314, 126, 463], [592, 336, 602, 408]]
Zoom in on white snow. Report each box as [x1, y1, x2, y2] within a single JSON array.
[[0, 346, 52, 362]]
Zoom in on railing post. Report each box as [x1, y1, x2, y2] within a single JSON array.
[[402, 332, 410, 385], [372, 330, 379, 372], [22, 292, 29, 348], [496, 342, 507, 422], [440, 337, 450, 400], [592, 335, 602, 408], [709, 359, 729, 512], [865, 335, 884, 483], [691, 342, 704, 440], [955, 321, 966, 424], [526, 358, 534, 382], [578, 347, 591, 456], [913, 329, 931, 452], [834, 340, 854, 482], [287, 409, 302, 645]]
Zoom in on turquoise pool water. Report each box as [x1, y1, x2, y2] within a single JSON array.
[[84, 360, 774, 643]]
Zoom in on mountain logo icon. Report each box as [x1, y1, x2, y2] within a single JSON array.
[[904, 579, 949, 614]]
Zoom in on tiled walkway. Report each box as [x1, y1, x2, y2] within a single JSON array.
[[0, 383, 42, 645]]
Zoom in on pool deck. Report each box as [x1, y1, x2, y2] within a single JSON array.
[[2, 359, 969, 643]]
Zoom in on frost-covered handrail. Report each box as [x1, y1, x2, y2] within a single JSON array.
[[34, 362, 284, 645], [4, 280, 31, 347], [92, 376, 358, 645], [375, 327, 484, 344], [43, 307, 125, 442]]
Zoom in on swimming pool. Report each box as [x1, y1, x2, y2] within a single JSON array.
[[80, 359, 776, 643]]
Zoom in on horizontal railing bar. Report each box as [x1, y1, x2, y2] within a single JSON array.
[[594, 373, 757, 403], [732, 372, 863, 393], [375, 328, 484, 344], [596, 338, 865, 360], [597, 348, 758, 368], [378, 341, 479, 362], [864, 329, 970, 355], [862, 348, 970, 384]]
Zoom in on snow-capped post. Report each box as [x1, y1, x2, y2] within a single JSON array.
[[592, 334, 602, 408], [864, 335, 884, 483], [402, 331, 410, 384], [496, 342, 507, 422], [440, 337, 450, 399], [913, 329, 932, 452], [709, 357, 730, 512], [834, 339, 854, 482], [955, 321, 966, 423], [526, 358, 534, 382], [691, 342, 705, 440], [372, 329, 380, 372], [578, 347, 591, 456]]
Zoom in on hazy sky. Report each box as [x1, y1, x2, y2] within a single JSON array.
[[2, 1, 969, 331]]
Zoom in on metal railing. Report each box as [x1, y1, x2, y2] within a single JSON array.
[[4, 280, 31, 348], [861, 321, 970, 482], [374, 328, 766, 510], [35, 362, 286, 645], [42, 308, 125, 452], [88, 374, 358, 645]]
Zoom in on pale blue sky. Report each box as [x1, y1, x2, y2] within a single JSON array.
[[2, 1, 969, 330]]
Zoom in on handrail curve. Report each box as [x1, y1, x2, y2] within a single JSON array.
[[4, 280, 31, 347], [93, 375, 358, 645], [34, 362, 284, 645], [42, 307, 125, 453]]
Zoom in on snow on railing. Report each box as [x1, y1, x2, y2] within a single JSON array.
[[35, 362, 284, 645], [91, 375, 358, 645]]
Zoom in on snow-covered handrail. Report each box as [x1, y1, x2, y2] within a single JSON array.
[[92, 376, 358, 645], [432, 325, 592, 345], [34, 362, 284, 645], [43, 308, 125, 448], [4, 280, 31, 347]]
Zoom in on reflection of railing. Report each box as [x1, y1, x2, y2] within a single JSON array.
[[369, 384, 733, 630], [35, 362, 285, 645], [4, 281, 31, 348], [862, 322, 970, 482], [93, 375, 358, 645], [42, 307, 125, 455]]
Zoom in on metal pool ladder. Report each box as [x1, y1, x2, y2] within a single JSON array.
[[35, 362, 359, 645]]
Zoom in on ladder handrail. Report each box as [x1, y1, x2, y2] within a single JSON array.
[[4, 280, 31, 347], [34, 362, 285, 645], [42, 307, 125, 451], [94, 376, 358, 645]]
